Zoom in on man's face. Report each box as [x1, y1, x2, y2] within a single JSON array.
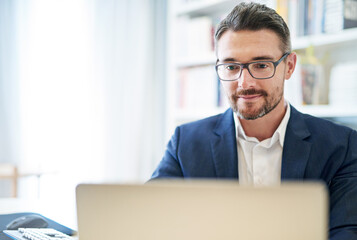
[[216, 29, 294, 120]]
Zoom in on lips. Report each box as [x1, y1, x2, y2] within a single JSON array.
[[239, 94, 261, 100], [235, 89, 267, 101]]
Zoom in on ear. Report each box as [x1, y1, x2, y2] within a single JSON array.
[[285, 52, 297, 80]]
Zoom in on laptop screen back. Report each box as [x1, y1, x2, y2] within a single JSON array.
[[76, 181, 328, 240]]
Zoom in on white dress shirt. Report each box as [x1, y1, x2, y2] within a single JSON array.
[[233, 102, 291, 186]]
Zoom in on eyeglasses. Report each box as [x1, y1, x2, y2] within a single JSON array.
[[215, 52, 290, 81]]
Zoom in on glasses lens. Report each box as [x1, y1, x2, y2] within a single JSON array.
[[248, 62, 274, 79], [217, 64, 242, 80]]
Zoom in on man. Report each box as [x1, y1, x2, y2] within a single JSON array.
[[151, 2, 357, 239]]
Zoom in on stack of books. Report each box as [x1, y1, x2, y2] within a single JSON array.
[[175, 16, 216, 60], [329, 62, 357, 106], [279, 0, 357, 37], [177, 66, 220, 110]]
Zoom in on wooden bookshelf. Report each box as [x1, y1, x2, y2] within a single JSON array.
[[296, 105, 357, 118], [175, 0, 243, 17], [293, 27, 357, 50], [166, 0, 357, 137]]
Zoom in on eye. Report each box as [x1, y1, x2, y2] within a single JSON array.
[[255, 63, 268, 69], [251, 62, 273, 71], [225, 65, 240, 71]]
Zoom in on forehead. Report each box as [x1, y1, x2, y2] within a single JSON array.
[[216, 29, 283, 62]]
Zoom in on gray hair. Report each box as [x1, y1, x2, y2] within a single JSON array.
[[215, 2, 291, 53]]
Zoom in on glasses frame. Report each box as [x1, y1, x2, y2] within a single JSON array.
[[215, 52, 291, 81]]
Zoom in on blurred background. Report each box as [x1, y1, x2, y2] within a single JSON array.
[[1, 0, 357, 229], [0, 0, 167, 225]]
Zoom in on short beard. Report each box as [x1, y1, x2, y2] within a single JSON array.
[[229, 88, 282, 120]]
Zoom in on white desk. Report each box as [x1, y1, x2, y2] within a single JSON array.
[[0, 198, 77, 230]]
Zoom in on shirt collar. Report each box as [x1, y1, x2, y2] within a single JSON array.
[[233, 100, 291, 147]]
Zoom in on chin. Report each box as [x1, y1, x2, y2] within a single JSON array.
[[237, 109, 266, 120], [232, 93, 283, 120], [234, 102, 277, 120]]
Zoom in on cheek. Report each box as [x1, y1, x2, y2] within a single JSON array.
[[265, 77, 284, 94], [221, 81, 237, 94]]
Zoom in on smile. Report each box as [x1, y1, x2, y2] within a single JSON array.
[[238, 94, 262, 100]]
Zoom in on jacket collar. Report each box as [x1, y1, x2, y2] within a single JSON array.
[[210, 105, 312, 181], [211, 108, 238, 179], [281, 105, 312, 180]]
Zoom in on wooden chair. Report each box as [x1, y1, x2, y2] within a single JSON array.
[[0, 163, 18, 197]]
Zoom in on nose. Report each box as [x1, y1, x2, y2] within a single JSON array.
[[238, 68, 256, 89]]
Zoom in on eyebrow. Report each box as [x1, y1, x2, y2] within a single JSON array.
[[251, 55, 275, 61], [218, 55, 275, 63]]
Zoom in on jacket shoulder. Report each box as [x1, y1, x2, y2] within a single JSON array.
[[300, 111, 354, 136], [178, 108, 233, 136], [290, 105, 355, 137]]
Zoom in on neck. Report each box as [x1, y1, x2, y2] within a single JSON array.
[[238, 99, 287, 142]]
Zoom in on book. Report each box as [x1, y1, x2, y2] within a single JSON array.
[[324, 0, 344, 33], [300, 64, 326, 105], [187, 16, 214, 59], [329, 61, 357, 106], [344, 0, 357, 29], [288, 0, 299, 38], [177, 65, 218, 111], [175, 16, 214, 60]]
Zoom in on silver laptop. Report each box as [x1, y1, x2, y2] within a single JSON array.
[[76, 180, 328, 240]]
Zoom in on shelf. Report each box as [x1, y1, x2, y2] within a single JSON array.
[[176, 53, 216, 68], [294, 105, 357, 118], [174, 105, 357, 125], [292, 28, 357, 50], [175, 0, 240, 17], [176, 0, 273, 17], [176, 28, 357, 68], [168, 0, 357, 133]]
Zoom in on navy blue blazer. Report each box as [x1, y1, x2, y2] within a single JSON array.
[[151, 105, 357, 240]]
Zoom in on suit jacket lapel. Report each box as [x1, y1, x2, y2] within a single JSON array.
[[210, 108, 238, 179], [209, 106, 311, 180], [281, 106, 312, 180]]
